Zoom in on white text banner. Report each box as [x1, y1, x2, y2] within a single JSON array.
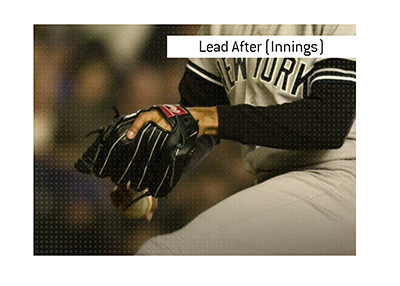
[[167, 36, 356, 58]]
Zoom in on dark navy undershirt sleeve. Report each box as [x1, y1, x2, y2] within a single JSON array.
[[217, 80, 355, 150]]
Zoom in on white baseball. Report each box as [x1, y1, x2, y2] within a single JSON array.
[[123, 190, 153, 219]]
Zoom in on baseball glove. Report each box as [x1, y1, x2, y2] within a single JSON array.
[[74, 104, 199, 203]]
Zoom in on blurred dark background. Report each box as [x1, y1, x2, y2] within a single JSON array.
[[34, 25, 254, 255]]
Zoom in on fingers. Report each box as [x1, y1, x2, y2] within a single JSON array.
[[145, 197, 158, 222], [110, 185, 131, 210], [127, 110, 172, 140], [113, 183, 157, 222], [127, 112, 150, 140]]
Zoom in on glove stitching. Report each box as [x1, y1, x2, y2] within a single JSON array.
[[170, 148, 180, 188], [99, 133, 126, 176], [153, 164, 171, 197], [136, 128, 161, 190], [117, 124, 152, 184]]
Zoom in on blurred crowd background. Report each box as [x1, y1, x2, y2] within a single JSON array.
[[34, 25, 254, 255]]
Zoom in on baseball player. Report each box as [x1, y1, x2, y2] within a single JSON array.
[[100, 25, 356, 254]]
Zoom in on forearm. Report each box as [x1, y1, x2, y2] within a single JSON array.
[[187, 107, 219, 137]]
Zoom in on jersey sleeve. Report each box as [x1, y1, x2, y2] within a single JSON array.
[[185, 25, 224, 88], [179, 25, 229, 107], [304, 58, 356, 98]]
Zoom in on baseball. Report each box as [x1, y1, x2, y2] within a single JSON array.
[[110, 187, 153, 219], [124, 193, 153, 219]]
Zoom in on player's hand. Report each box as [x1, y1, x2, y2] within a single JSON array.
[[145, 196, 158, 222], [110, 185, 158, 222], [127, 109, 172, 140], [126, 106, 219, 140]]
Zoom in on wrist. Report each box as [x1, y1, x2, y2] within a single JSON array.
[[187, 107, 218, 137]]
